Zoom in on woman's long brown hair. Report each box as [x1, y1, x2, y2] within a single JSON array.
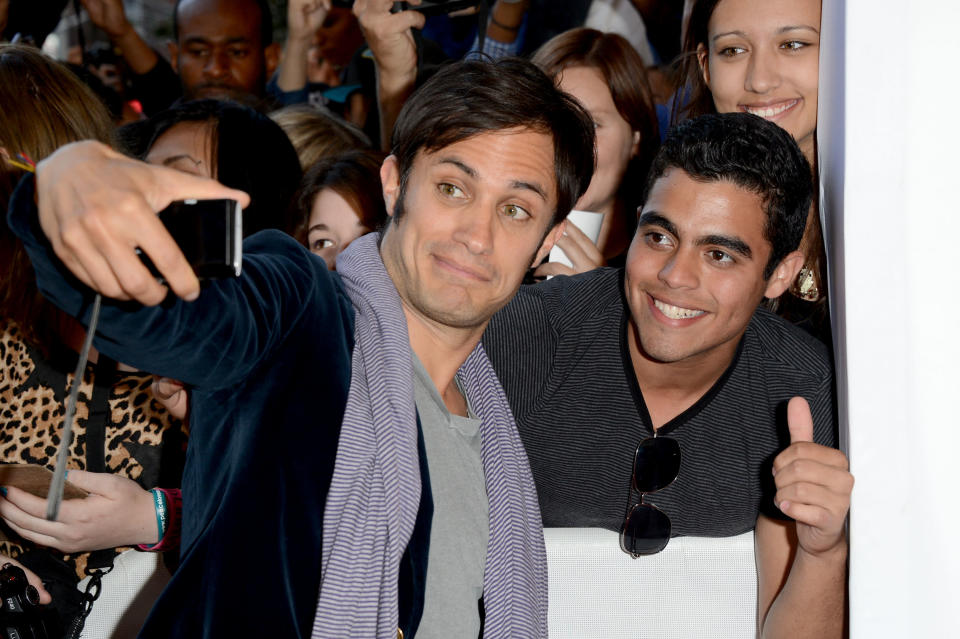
[[0, 44, 115, 350]]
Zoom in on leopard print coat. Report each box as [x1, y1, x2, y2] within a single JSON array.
[[0, 318, 187, 579]]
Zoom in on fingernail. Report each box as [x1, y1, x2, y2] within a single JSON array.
[[779, 500, 790, 512], [771, 466, 777, 476], [185, 290, 200, 302], [0, 487, 7, 497]]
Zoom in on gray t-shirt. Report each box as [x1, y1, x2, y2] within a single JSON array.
[[412, 355, 489, 639]]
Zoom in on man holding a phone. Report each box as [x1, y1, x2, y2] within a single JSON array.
[[8, 58, 594, 638]]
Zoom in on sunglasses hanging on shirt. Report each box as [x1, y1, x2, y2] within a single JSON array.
[[619, 435, 681, 557]]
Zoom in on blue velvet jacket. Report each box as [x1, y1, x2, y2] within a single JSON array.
[[8, 179, 432, 638]]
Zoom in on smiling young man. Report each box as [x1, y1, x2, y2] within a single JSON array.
[[7, 59, 594, 638], [485, 113, 853, 638]]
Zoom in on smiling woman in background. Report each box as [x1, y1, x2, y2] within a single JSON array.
[[677, 0, 828, 340]]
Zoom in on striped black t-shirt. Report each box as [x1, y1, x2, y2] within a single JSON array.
[[483, 268, 836, 536]]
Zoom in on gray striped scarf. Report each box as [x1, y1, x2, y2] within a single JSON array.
[[312, 233, 548, 638]]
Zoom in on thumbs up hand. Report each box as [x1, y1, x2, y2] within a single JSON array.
[[772, 397, 854, 557]]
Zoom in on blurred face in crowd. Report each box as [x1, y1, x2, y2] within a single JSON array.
[[306, 188, 370, 270], [698, 0, 820, 159], [379, 128, 563, 331], [311, 8, 364, 70], [169, 0, 280, 101], [624, 169, 797, 368], [145, 121, 215, 178], [557, 65, 639, 215]]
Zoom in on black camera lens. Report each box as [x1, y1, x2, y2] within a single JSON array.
[[24, 585, 39, 608]]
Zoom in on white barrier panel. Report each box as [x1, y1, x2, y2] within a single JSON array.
[[819, 1, 960, 636], [545, 528, 756, 639]]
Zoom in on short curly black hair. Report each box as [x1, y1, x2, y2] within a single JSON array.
[[643, 112, 813, 278]]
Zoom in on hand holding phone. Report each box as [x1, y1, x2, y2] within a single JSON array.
[[35, 141, 250, 306], [138, 198, 243, 282]]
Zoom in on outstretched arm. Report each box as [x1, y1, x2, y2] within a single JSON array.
[[10, 141, 338, 389], [756, 397, 853, 639]]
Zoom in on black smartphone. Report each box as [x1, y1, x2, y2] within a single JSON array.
[[393, 0, 482, 15], [139, 199, 243, 282]]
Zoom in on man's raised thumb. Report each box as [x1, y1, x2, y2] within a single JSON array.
[[787, 396, 814, 444]]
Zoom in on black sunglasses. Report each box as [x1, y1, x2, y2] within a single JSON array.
[[619, 435, 681, 557]]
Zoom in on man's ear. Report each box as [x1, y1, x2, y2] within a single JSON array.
[[531, 220, 567, 267], [763, 250, 805, 299], [168, 42, 180, 73], [696, 43, 710, 86], [264, 43, 282, 79], [380, 154, 400, 217]]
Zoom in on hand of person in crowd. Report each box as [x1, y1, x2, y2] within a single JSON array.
[[277, 0, 332, 92], [0, 553, 51, 605], [353, 0, 424, 148], [773, 397, 854, 558], [35, 140, 249, 306], [533, 222, 603, 278], [354, 0, 423, 81], [153, 376, 189, 421], [288, 0, 332, 43], [80, 0, 132, 40], [0, 471, 159, 552], [79, 0, 159, 75]]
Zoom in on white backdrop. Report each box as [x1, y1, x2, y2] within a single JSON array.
[[818, 1, 960, 635]]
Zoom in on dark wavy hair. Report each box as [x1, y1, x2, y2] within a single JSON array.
[[643, 113, 812, 277], [118, 99, 302, 236], [673, 0, 724, 124], [390, 57, 595, 228]]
